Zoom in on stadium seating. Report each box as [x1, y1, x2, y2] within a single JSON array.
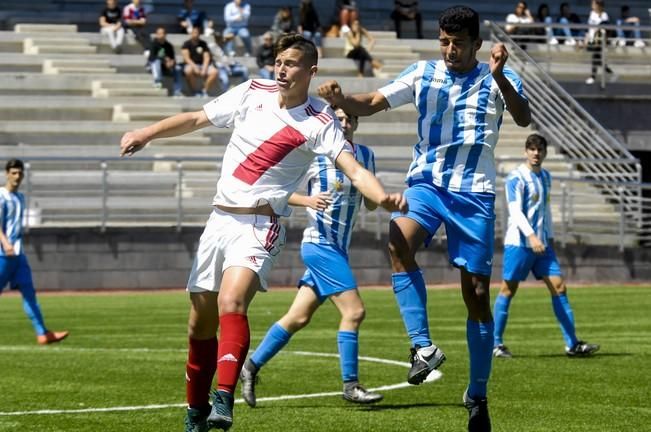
[[0, 1, 644, 246]]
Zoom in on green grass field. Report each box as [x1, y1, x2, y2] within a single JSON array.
[[1, 285, 650, 431]]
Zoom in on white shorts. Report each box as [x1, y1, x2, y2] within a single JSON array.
[[186, 208, 286, 293]]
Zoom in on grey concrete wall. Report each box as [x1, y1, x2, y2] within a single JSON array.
[[19, 227, 651, 291]]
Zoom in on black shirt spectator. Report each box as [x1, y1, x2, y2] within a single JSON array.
[[256, 32, 275, 80], [182, 37, 211, 64], [299, 0, 321, 33], [391, 0, 423, 39], [101, 4, 122, 24], [99, 0, 125, 53]]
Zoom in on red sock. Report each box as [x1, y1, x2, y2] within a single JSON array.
[[217, 313, 250, 394], [186, 336, 217, 408]]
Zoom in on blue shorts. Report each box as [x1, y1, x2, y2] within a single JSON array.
[[0, 254, 34, 293], [392, 182, 495, 276], [298, 242, 357, 303], [502, 245, 563, 281]]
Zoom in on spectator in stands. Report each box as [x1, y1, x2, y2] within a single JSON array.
[[256, 31, 275, 80], [122, 0, 150, 54], [182, 26, 218, 97], [615, 5, 646, 47], [178, 0, 214, 38], [148, 27, 183, 97], [1, 159, 69, 346], [223, 0, 252, 57], [493, 133, 600, 359], [211, 32, 249, 93], [336, 0, 359, 35], [344, 19, 382, 77], [505, 1, 534, 49], [391, 1, 424, 39], [271, 6, 296, 39], [556, 2, 581, 46], [536, 3, 558, 45], [99, 0, 125, 53], [585, 0, 616, 85], [298, 0, 323, 59]]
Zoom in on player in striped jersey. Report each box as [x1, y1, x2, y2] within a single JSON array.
[[494, 134, 599, 359], [120, 35, 406, 432], [239, 107, 383, 407], [1, 159, 69, 345], [319, 6, 532, 431]]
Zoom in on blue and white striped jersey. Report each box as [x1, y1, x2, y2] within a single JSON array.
[[301, 143, 375, 253], [504, 164, 554, 248], [0, 187, 25, 256], [378, 60, 526, 194]]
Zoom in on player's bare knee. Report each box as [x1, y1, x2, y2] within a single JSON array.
[[344, 306, 365, 326], [289, 313, 311, 331], [388, 240, 414, 270], [217, 294, 247, 314]]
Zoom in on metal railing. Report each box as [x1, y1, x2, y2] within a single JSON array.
[[491, 21, 651, 89], [17, 156, 650, 251], [486, 21, 643, 234]]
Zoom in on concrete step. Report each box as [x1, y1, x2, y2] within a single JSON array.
[[44, 59, 111, 69], [92, 79, 153, 90], [24, 37, 90, 47], [118, 111, 182, 122], [14, 24, 78, 33], [46, 66, 116, 75], [26, 45, 97, 55], [112, 103, 182, 122], [93, 87, 169, 98], [373, 51, 420, 61]]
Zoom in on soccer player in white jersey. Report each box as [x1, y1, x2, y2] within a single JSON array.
[[238, 107, 383, 407], [318, 6, 532, 431], [0, 159, 69, 345], [119, 34, 406, 432], [494, 134, 599, 359]]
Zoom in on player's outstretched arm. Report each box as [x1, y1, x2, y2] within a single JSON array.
[[335, 151, 407, 213], [317, 80, 389, 117], [489, 43, 531, 127], [288, 191, 333, 211], [120, 110, 211, 156]]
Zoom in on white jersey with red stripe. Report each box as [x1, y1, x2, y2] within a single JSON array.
[[203, 79, 350, 217]]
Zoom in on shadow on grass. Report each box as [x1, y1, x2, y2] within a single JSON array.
[[249, 401, 449, 411], [511, 352, 630, 359], [355, 401, 458, 412]]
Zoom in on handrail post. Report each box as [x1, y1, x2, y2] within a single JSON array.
[[176, 161, 183, 232], [568, 164, 574, 227], [24, 162, 32, 233], [375, 210, 381, 241], [101, 161, 108, 232], [618, 186, 625, 252], [560, 182, 567, 248], [600, 28, 606, 89], [636, 162, 643, 229]]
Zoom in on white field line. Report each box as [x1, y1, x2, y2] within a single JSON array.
[[0, 349, 443, 416]]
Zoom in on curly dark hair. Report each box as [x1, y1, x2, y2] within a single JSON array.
[[439, 6, 480, 40]]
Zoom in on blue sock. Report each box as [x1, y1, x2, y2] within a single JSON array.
[[493, 294, 512, 346], [392, 270, 431, 348], [337, 330, 359, 382], [20, 283, 47, 336], [467, 319, 494, 399], [250, 323, 291, 369], [551, 294, 578, 348]]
